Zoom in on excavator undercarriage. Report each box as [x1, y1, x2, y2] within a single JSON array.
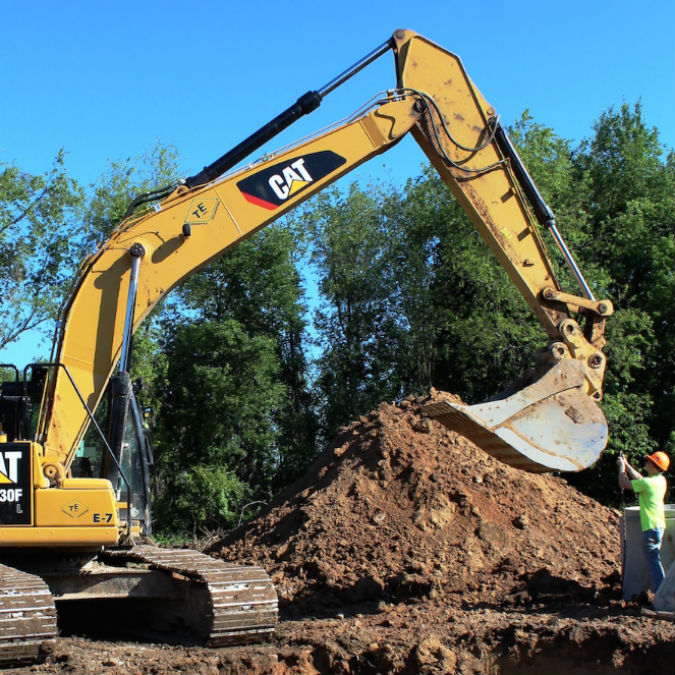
[[0, 563, 56, 663], [0, 546, 277, 665]]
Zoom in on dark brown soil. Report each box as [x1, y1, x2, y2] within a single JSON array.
[[6, 391, 674, 674]]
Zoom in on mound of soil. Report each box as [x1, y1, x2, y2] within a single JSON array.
[[214, 390, 620, 611], [12, 390, 674, 675]]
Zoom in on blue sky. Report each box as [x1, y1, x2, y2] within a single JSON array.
[[1, 0, 674, 366]]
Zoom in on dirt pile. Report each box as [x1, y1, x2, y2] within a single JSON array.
[[12, 390, 674, 675], [215, 390, 620, 611]]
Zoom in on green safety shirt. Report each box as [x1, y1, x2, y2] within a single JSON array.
[[631, 474, 667, 531]]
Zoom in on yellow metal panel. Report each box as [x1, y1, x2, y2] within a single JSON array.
[[35, 487, 118, 528], [61, 477, 113, 491], [395, 30, 562, 336], [0, 525, 118, 547]]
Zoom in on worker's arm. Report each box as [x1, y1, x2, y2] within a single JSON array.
[[617, 455, 642, 490]]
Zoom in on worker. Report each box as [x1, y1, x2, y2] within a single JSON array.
[[617, 451, 670, 592]]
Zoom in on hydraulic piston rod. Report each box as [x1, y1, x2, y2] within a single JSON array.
[[185, 39, 394, 188], [119, 243, 145, 373], [491, 120, 595, 300]]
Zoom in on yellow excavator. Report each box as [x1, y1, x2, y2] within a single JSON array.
[[0, 29, 612, 661]]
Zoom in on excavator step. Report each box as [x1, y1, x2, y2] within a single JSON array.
[[0, 564, 57, 665]]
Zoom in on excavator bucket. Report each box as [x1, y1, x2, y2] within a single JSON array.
[[424, 360, 607, 473]]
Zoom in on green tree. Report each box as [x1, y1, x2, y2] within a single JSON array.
[[175, 222, 318, 486], [149, 220, 317, 536], [580, 102, 668, 223], [566, 104, 674, 500], [152, 319, 284, 535], [84, 143, 180, 243], [0, 151, 82, 351], [305, 184, 406, 437], [385, 165, 544, 405]]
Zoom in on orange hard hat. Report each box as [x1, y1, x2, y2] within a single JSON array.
[[646, 451, 670, 472]]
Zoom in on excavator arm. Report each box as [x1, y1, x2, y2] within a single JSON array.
[[35, 29, 611, 478]]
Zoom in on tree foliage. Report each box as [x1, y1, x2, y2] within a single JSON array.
[[148, 223, 318, 536], [304, 184, 406, 437], [84, 143, 180, 243], [385, 166, 543, 403], [0, 151, 82, 350], [151, 319, 285, 535]]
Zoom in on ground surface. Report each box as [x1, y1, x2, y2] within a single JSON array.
[[5, 392, 674, 674]]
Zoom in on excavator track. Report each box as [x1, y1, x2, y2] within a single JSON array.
[[0, 563, 57, 665], [103, 545, 278, 645]]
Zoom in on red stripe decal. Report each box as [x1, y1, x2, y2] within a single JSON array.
[[242, 192, 278, 210]]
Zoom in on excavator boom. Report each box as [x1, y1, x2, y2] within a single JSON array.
[[37, 30, 610, 476]]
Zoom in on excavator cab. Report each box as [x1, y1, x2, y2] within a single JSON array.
[[75, 379, 154, 538], [0, 364, 153, 538], [0, 364, 48, 444]]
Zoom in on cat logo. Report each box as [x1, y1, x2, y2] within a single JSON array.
[[268, 159, 313, 200], [0, 446, 30, 523], [0, 450, 23, 505], [238, 151, 346, 210], [0, 450, 21, 484]]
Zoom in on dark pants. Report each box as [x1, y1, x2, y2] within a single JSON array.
[[642, 527, 665, 591]]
